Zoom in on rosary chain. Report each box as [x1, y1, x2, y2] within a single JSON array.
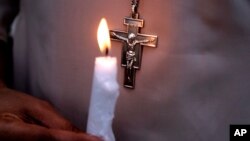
[[131, 0, 139, 14]]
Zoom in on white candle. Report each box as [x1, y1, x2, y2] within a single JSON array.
[[87, 18, 119, 141]]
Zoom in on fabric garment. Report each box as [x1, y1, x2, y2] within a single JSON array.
[[12, 0, 250, 141]]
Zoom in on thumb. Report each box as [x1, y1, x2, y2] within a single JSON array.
[[0, 117, 102, 141], [51, 129, 102, 141]]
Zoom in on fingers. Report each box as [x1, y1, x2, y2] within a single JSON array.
[[0, 118, 102, 141], [0, 116, 53, 141], [51, 129, 103, 141], [26, 100, 79, 131], [0, 88, 79, 131]]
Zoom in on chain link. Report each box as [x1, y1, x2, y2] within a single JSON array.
[[131, 0, 139, 14]]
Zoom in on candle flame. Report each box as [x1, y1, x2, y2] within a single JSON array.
[[97, 18, 111, 53]]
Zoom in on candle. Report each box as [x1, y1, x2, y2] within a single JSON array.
[[87, 18, 119, 141]]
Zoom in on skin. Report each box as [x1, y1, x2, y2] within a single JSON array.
[[0, 83, 102, 141]]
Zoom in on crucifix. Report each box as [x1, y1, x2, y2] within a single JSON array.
[[110, 0, 158, 89]]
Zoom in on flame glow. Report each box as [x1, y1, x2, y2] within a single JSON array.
[[97, 18, 111, 53]]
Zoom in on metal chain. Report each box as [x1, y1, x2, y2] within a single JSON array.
[[131, 0, 139, 14]]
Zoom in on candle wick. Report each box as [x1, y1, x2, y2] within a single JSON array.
[[105, 47, 109, 56]]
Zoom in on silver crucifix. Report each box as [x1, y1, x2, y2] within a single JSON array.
[[110, 0, 158, 89]]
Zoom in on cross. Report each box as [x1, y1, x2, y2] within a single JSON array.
[[110, 1, 158, 89]]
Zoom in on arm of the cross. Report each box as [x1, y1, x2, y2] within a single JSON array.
[[137, 33, 158, 47], [110, 30, 128, 42]]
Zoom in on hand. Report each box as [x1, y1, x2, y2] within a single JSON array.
[[0, 85, 102, 141]]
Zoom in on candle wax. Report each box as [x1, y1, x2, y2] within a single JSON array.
[[87, 57, 119, 141]]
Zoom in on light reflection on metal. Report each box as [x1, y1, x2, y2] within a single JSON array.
[[110, 0, 158, 89]]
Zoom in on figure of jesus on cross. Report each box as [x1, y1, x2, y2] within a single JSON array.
[[112, 32, 154, 69], [112, 32, 155, 83]]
